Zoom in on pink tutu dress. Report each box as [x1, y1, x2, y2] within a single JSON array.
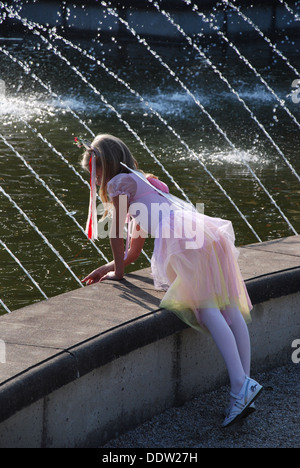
[[107, 171, 252, 333]]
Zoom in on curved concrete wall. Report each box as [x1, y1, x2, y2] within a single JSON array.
[[0, 236, 299, 447]]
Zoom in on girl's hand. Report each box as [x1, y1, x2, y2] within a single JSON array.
[[82, 264, 113, 285], [99, 271, 124, 282]]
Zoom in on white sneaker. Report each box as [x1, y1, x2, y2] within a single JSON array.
[[222, 377, 263, 428], [224, 402, 256, 419]]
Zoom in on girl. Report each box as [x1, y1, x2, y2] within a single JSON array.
[[80, 133, 262, 427]]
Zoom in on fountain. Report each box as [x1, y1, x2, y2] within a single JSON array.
[[0, 0, 299, 313]]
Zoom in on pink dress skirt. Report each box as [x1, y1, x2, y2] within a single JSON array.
[[151, 209, 252, 333]]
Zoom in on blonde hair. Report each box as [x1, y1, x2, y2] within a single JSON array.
[[81, 134, 140, 218]]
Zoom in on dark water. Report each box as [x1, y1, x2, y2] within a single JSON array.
[[0, 23, 300, 313]]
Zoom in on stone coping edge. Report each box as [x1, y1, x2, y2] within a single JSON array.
[[0, 265, 300, 424]]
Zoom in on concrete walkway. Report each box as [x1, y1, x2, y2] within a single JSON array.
[[102, 361, 300, 448]]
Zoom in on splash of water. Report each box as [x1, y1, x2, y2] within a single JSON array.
[[0, 94, 47, 118], [0, 92, 99, 119], [0, 41, 94, 136], [204, 148, 271, 167]]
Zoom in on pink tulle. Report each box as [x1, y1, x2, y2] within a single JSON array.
[[151, 211, 253, 333]]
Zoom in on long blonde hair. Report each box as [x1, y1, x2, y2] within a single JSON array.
[[81, 134, 140, 218]]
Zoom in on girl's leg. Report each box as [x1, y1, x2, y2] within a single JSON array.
[[195, 308, 246, 396], [224, 304, 251, 378]]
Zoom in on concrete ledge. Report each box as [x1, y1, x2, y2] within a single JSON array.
[[0, 236, 299, 447]]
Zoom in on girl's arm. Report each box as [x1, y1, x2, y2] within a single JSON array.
[[124, 222, 146, 265], [101, 200, 146, 281], [82, 196, 146, 284]]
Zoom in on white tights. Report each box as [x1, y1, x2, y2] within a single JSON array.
[[195, 305, 251, 397]]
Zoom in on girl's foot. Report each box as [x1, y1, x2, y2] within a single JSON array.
[[222, 377, 263, 428], [224, 402, 256, 419]]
